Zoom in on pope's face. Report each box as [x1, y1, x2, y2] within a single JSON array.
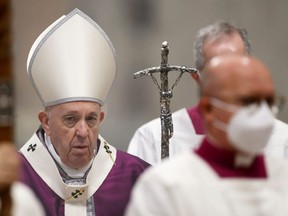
[[39, 101, 104, 169]]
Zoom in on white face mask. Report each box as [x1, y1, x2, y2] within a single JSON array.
[[211, 98, 276, 155]]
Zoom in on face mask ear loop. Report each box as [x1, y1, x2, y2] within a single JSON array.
[[210, 97, 239, 113], [209, 98, 231, 132], [213, 119, 228, 132]]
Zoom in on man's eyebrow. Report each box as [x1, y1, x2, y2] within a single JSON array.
[[88, 112, 99, 116]]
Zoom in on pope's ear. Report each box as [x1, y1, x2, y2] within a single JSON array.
[[100, 111, 105, 123], [38, 111, 51, 135]]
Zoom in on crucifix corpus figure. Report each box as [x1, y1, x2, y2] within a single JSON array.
[[134, 41, 198, 160]]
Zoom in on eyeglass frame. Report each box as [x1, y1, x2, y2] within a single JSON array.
[[206, 92, 286, 113]]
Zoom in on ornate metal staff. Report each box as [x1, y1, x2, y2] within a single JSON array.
[[134, 41, 198, 159]]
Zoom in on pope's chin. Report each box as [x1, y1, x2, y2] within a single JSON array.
[[69, 147, 92, 167]]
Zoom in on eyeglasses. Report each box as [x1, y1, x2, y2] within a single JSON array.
[[238, 93, 286, 113], [209, 93, 286, 113]]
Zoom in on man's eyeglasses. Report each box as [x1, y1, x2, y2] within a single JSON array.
[[237, 93, 286, 113], [209, 93, 286, 114]]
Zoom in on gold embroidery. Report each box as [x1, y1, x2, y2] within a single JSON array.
[[103, 141, 116, 165], [65, 189, 85, 203]]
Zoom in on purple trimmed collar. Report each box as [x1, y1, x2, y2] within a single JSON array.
[[195, 138, 267, 178]]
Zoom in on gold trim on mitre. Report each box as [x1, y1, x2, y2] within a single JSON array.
[[27, 8, 117, 107]]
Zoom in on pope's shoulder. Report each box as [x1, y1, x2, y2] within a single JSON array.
[[116, 149, 151, 169]]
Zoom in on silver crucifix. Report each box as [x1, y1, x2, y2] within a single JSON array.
[[134, 41, 198, 160]]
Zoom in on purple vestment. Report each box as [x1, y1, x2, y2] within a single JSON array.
[[19, 131, 150, 216]]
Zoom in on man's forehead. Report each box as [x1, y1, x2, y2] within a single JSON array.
[[204, 55, 274, 96], [205, 31, 242, 44], [220, 72, 274, 99], [209, 54, 248, 69], [203, 32, 246, 60]]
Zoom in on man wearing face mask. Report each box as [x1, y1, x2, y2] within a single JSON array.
[[125, 55, 288, 216], [128, 21, 288, 166]]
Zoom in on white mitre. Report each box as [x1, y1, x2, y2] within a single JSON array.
[[27, 8, 116, 107]]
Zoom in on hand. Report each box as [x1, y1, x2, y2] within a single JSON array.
[[0, 143, 20, 191]]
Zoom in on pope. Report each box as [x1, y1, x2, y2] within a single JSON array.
[[19, 8, 150, 216]]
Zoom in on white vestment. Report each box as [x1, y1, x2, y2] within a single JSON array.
[[11, 182, 45, 216], [0, 182, 45, 216], [128, 108, 204, 165], [125, 151, 288, 216], [128, 108, 288, 165]]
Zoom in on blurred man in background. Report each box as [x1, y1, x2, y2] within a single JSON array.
[[128, 21, 288, 165], [0, 142, 44, 215], [126, 55, 288, 216]]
